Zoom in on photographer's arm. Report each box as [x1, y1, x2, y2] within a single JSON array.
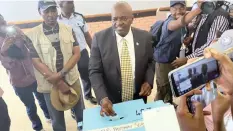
[[1, 25, 25, 54], [0, 37, 15, 55], [168, 8, 202, 31], [0, 37, 16, 70]]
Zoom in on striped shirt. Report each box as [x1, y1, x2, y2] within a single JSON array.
[[27, 23, 79, 72], [186, 14, 229, 59], [43, 23, 64, 72]]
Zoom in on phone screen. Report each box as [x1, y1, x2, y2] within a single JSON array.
[[187, 82, 218, 113], [170, 58, 220, 97]]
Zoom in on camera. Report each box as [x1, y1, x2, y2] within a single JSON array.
[[5, 26, 17, 37], [201, 2, 216, 14], [201, 1, 226, 14]]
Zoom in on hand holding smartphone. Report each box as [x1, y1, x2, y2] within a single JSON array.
[[169, 57, 220, 97], [169, 31, 233, 97], [186, 82, 218, 114]]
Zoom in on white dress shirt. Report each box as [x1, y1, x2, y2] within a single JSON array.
[[115, 28, 135, 79]]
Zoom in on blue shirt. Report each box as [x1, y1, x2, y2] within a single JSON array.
[[154, 16, 183, 63], [58, 13, 88, 51]]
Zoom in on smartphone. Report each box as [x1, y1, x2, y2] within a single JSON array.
[[6, 26, 17, 37], [187, 82, 218, 114], [169, 57, 220, 97]]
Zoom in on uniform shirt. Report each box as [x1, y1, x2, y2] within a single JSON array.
[[58, 13, 88, 51], [115, 28, 135, 80], [27, 23, 79, 72]]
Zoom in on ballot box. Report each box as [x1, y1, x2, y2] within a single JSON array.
[[83, 99, 169, 131]]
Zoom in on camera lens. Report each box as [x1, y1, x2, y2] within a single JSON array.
[[201, 2, 215, 14]]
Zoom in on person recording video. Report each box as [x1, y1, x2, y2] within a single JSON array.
[[176, 48, 233, 131], [173, 0, 230, 67], [190, 68, 199, 89], [199, 64, 209, 83], [0, 14, 50, 131]]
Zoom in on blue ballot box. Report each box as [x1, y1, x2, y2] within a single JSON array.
[[83, 99, 169, 131]]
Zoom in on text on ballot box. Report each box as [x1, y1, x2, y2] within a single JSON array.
[[83, 99, 169, 131]]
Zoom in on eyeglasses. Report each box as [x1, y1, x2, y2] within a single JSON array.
[[112, 16, 132, 22]]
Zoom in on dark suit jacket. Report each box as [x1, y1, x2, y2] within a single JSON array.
[[89, 27, 155, 104]]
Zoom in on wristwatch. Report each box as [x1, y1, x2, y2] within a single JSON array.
[[60, 69, 68, 78]]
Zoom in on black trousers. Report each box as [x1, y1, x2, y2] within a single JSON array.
[[0, 97, 10, 131], [78, 49, 93, 98]]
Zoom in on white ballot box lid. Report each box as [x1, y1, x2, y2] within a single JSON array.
[[143, 105, 180, 131]]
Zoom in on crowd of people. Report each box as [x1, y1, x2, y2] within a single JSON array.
[[0, 0, 233, 131]]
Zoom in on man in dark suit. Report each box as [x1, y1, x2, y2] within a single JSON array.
[[197, 64, 209, 84], [89, 1, 154, 116]]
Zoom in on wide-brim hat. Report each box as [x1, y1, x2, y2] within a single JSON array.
[[50, 81, 81, 111]]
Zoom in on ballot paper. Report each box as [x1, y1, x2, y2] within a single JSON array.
[[142, 105, 180, 131]]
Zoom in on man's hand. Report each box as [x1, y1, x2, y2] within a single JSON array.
[[139, 82, 152, 96], [212, 92, 231, 122], [100, 98, 115, 117], [46, 72, 62, 85], [4, 37, 15, 45], [172, 58, 188, 68], [204, 48, 233, 95], [183, 37, 193, 46], [212, 91, 231, 131], [197, 0, 204, 9], [177, 89, 209, 131], [56, 80, 71, 94], [1, 37, 15, 54]]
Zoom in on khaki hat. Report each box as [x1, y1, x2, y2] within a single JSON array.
[[50, 81, 81, 111]]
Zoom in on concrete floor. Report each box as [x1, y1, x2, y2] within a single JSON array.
[[0, 64, 157, 131]]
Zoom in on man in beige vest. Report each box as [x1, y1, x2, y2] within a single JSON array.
[[25, 0, 84, 130]]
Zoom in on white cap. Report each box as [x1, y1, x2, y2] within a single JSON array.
[[209, 30, 233, 53]]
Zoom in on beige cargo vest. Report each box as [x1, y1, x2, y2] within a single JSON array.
[[26, 23, 79, 93]]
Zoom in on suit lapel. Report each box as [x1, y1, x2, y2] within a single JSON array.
[[111, 28, 121, 76], [132, 28, 141, 78]]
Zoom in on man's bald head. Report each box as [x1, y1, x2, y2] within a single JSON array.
[[112, 1, 133, 16], [111, 1, 134, 37]]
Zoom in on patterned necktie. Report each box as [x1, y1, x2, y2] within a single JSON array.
[[120, 39, 134, 101]]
